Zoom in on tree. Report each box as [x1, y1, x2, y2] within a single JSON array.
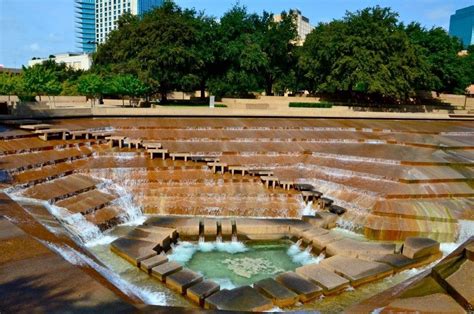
[[0, 73, 23, 101], [259, 11, 298, 95], [22, 64, 62, 101], [208, 5, 268, 97], [405, 23, 468, 94], [110, 74, 149, 106], [94, 1, 199, 101], [299, 7, 427, 101], [77, 74, 104, 105]]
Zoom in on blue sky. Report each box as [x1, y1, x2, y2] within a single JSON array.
[[0, 0, 472, 68]]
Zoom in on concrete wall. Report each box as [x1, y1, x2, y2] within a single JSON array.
[[222, 96, 321, 110]]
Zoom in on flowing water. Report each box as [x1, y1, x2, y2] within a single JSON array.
[[168, 240, 317, 288]]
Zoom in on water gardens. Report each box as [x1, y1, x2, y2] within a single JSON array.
[[1, 1, 474, 313], [0, 117, 473, 312]]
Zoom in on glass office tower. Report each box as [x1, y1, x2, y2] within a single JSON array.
[[76, 0, 164, 52], [75, 0, 96, 53], [449, 5, 474, 48]]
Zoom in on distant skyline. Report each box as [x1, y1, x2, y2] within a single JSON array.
[[1, 0, 473, 68]]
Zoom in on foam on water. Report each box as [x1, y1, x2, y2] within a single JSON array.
[[168, 241, 249, 264], [287, 243, 325, 265], [440, 219, 474, 256], [300, 201, 315, 216], [8, 194, 103, 243], [41, 241, 167, 305], [212, 278, 237, 290]]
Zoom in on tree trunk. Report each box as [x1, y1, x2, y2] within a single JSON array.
[[38, 95, 42, 102], [161, 91, 167, 103], [265, 76, 273, 96], [200, 79, 206, 100]]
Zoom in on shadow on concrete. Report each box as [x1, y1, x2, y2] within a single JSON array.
[[0, 274, 136, 313]]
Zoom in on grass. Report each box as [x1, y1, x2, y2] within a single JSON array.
[[289, 101, 333, 108]]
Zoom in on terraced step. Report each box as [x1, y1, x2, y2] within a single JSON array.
[[0, 138, 102, 155], [12, 159, 89, 185], [56, 189, 117, 215], [22, 174, 101, 202], [84, 206, 126, 231], [0, 146, 94, 172]]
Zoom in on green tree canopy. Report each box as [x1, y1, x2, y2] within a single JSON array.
[[300, 7, 427, 101], [77, 73, 104, 105], [0, 73, 23, 101], [109, 74, 149, 106], [94, 1, 199, 101], [405, 23, 468, 93], [22, 64, 62, 101]]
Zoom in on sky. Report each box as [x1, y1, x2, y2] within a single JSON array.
[[0, 0, 473, 68]]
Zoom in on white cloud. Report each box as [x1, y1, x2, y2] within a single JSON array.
[[29, 42, 40, 52]]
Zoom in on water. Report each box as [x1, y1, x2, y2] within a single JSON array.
[[170, 240, 308, 287]]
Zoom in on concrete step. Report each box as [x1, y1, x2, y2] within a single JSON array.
[[22, 174, 101, 202], [84, 206, 125, 231], [56, 189, 117, 215]]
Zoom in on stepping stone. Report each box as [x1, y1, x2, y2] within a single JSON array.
[[254, 278, 299, 307], [329, 205, 346, 216], [140, 253, 168, 273], [166, 269, 203, 294], [296, 264, 349, 295], [110, 237, 157, 266], [126, 229, 171, 252], [311, 231, 344, 251], [187, 280, 220, 306], [445, 260, 474, 308], [372, 254, 418, 270], [466, 243, 474, 261], [205, 286, 273, 312], [317, 212, 338, 229], [320, 255, 393, 286], [326, 238, 395, 258], [383, 293, 465, 313], [403, 237, 440, 259], [275, 272, 322, 302], [151, 261, 183, 282]]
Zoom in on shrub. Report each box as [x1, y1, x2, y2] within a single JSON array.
[[289, 102, 333, 108]]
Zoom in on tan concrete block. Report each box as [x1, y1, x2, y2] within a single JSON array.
[[403, 237, 440, 259], [151, 261, 183, 282], [296, 264, 350, 295], [187, 280, 220, 306], [326, 238, 395, 258], [254, 278, 299, 307], [139, 253, 168, 273], [320, 255, 393, 286], [275, 272, 322, 302], [166, 269, 203, 294], [383, 293, 465, 314]]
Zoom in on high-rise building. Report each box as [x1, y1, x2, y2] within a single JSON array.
[[449, 5, 474, 48], [274, 9, 314, 46], [75, 0, 164, 53], [75, 0, 96, 53]]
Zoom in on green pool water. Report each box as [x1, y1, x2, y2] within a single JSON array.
[[172, 240, 302, 287]]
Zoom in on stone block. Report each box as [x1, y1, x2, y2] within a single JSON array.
[[402, 237, 440, 259], [151, 261, 183, 282], [125, 229, 171, 252], [382, 293, 465, 314], [371, 254, 417, 270], [325, 238, 395, 258], [140, 253, 168, 273], [166, 269, 203, 294], [445, 260, 474, 308], [275, 272, 322, 302], [187, 280, 220, 306], [465, 243, 474, 261], [254, 278, 299, 307], [329, 205, 346, 216], [219, 219, 233, 237], [320, 255, 393, 286], [296, 264, 349, 295], [204, 218, 218, 237], [317, 211, 338, 229], [311, 231, 344, 251], [110, 237, 157, 266], [205, 286, 273, 312]]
